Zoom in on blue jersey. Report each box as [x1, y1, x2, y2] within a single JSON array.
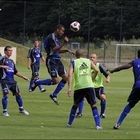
[[0, 56, 17, 82], [132, 59, 140, 88], [99, 64, 109, 78], [27, 47, 42, 65], [44, 33, 62, 59]]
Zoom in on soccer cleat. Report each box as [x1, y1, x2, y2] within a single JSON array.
[[113, 124, 120, 129], [40, 88, 46, 93], [96, 126, 103, 130], [75, 112, 82, 118], [49, 94, 59, 105], [3, 112, 10, 117], [100, 114, 106, 119], [29, 89, 33, 92], [20, 109, 29, 115], [67, 124, 72, 128]]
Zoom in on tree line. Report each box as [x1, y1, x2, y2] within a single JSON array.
[[0, 0, 140, 43]]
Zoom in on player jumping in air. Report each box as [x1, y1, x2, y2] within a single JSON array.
[[31, 24, 73, 105]]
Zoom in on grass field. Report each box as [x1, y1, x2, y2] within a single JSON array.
[[0, 64, 139, 140], [0, 38, 140, 139]]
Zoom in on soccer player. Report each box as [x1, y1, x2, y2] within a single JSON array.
[[27, 38, 46, 92], [76, 53, 110, 118], [67, 49, 102, 130], [0, 46, 29, 116], [110, 49, 140, 129], [31, 24, 73, 105]]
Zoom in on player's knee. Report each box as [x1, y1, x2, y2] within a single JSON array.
[[15, 93, 20, 96], [52, 79, 59, 84], [100, 94, 106, 100], [62, 74, 68, 81], [91, 104, 97, 108]]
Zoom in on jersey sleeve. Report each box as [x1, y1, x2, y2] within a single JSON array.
[[99, 64, 109, 78]]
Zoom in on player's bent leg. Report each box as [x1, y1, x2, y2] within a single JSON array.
[[67, 104, 78, 127], [50, 76, 67, 105]]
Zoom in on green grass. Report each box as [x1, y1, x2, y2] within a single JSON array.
[[0, 38, 140, 139], [0, 64, 139, 139]]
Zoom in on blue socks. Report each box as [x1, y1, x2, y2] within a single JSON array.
[[100, 100, 106, 115], [68, 105, 77, 125], [92, 107, 100, 127], [78, 99, 84, 114], [36, 79, 53, 86], [117, 104, 131, 125], [16, 96, 23, 111], [2, 96, 8, 112], [52, 80, 66, 97], [29, 79, 34, 90]]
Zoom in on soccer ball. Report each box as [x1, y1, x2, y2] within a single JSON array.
[[70, 21, 80, 32]]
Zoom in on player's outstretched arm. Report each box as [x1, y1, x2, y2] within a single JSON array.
[[15, 72, 29, 81], [110, 62, 132, 73]]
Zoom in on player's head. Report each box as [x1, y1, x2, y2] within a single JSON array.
[[90, 53, 97, 64], [75, 49, 84, 58], [54, 24, 65, 37], [138, 49, 140, 58], [4, 46, 13, 57], [33, 38, 40, 48]]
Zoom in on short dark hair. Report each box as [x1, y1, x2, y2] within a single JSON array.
[[33, 38, 40, 43], [138, 49, 140, 58], [54, 24, 65, 31], [75, 49, 84, 58], [4, 46, 12, 51]]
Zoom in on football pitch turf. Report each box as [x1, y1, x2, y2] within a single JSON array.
[[0, 65, 139, 139]]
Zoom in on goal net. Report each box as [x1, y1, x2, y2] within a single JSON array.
[[115, 44, 140, 66]]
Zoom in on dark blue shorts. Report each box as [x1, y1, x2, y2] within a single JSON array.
[[46, 58, 66, 78], [128, 88, 140, 103], [95, 87, 105, 100], [74, 88, 96, 106], [1, 80, 20, 95], [31, 63, 40, 79]]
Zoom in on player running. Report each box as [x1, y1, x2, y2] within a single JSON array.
[[67, 49, 102, 130], [76, 53, 110, 118], [31, 24, 73, 105], [0, 46, 29, 116], [110, 49, 140, 129], [27, 38, 46, 93]]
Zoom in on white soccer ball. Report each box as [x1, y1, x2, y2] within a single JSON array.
[[70, 21, 80, 32]]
